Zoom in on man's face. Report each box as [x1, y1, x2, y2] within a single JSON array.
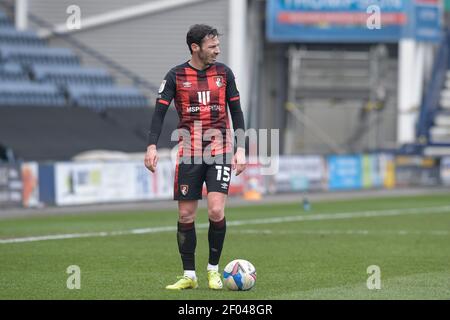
[[195, 35, 220, 65]]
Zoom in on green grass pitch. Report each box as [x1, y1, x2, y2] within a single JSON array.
[[0, 193, 449, 299]]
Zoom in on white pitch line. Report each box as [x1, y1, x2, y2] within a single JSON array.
[[226, 229, 450, 236], [1, 205, 450, 244]]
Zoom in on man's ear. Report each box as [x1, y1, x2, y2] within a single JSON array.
[[191, 43, 200, 53]]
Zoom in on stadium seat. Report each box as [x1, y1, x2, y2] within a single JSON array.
[[0, 80, 66, 107], [0, 10, 12, 27], [0, 27, 45, 46], [30, 64, 115, 86], [0, 62, 28, 81], [0, 45, 79, 66], [66, 84, 149, 109]]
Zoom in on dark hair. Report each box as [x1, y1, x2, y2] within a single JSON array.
[[186, 24, 219, 54]]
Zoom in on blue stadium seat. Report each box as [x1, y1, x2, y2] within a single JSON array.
[[30, 64, 114, 86], [0, 10, 12, 27], [0, 62, 28, 81], [66, 84, 149, 109], [0, 80, 66, 107], [0, 45, 79, 66], [0, 27, 46, 46]]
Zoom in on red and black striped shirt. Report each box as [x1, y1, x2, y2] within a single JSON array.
[[150, 61, 244, 156]]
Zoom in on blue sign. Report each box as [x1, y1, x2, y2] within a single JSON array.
[[414, 2, 442, 42], [328, 155, 363, 190], [267, 0, 442, 43]]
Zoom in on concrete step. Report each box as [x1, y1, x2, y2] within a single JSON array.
[[441, 89, 450, 100], [430, 126, 450, 143], [435, 113, 450, 126], [430, 126, 450, 136], [441, 98, 450, 109]]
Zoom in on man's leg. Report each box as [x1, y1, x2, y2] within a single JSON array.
[[177, 200, 198, 278], [166, 200, 199, 290], [207, 192, 227, 266], [206, 192, 227, 289], [167, 155, 205, 290]]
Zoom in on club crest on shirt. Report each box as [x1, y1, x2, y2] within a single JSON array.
[[180, 185, 189, 196], [158, 80, 166, 93], [214, 76, 223, 88]]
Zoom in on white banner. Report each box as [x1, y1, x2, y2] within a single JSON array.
[[55, 160, 174, 206]]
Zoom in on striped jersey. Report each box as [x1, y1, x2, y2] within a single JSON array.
[[157, 62, 240, 156]]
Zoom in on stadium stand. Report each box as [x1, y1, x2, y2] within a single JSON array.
[[0, 7, 156, 161]]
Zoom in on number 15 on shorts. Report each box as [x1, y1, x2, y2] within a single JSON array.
[[216, 166, 231, 182]]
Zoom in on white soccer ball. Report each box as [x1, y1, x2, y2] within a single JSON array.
[[223, 259, 257, 291]]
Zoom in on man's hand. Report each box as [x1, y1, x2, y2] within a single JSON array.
[[232, 147, 246, 176], [144, 145, 158, 173]]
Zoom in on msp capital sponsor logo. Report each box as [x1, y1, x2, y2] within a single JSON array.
[[180, 185, 189, 196], [183, 82, 192, 88], [186, 105, 223, 113]]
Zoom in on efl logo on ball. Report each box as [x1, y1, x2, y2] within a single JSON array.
[[223, 259, 256, 291]]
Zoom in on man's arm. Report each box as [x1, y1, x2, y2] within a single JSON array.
[[226, 68, 245, 149], [148, 100, 170, 147], [145, 71, 176, 172], [226, 67, 246, 176]]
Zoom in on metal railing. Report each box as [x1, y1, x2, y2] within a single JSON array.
[[416, 29, 449, 144]]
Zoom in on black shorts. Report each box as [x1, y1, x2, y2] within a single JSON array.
[[174, 154, 233, 200]]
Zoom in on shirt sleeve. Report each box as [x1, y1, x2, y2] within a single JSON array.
[[225, 66, 245, 149], [148, 70, 176, 146], [157, 69, 176, 106], [225, 67, 240, 102]]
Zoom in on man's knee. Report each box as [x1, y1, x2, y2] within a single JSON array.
[[208, 205, 224, 221], [179, 208, 196, 224]]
